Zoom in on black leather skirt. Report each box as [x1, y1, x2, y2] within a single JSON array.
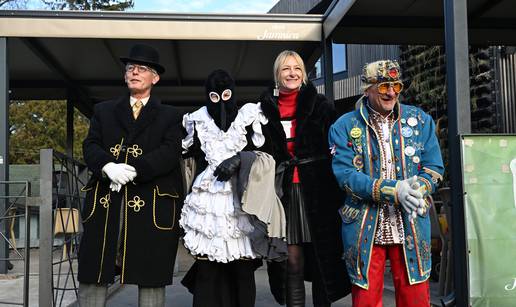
[[285, 183, 311, 244]]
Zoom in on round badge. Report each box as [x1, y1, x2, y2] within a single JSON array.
[[401, 126, 413, 138], [350, 127, 362, 139], [352, 155, 364, 169], [400, 118, 407, 124], [412, 156, 420, 163], [407, 117, 418, 127], [404, 146, 415, 157]]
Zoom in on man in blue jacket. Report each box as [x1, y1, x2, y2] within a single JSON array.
[[328, 60, 444, 306]]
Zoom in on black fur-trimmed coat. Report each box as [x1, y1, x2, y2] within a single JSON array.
[[259, 82, 351, 303], [78, 94, 184, 287]]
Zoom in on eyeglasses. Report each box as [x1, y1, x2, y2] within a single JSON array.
[[377, 81, 403, 94], [125, 64, 157, 74], [209, 89, 232, 103]]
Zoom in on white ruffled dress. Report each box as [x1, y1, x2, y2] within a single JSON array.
[[179, 103, 269, 263]]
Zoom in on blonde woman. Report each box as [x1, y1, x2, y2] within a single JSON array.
[[259, 50, 350, 306]]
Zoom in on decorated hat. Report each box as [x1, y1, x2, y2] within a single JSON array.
[[361, 60, 401, 91]]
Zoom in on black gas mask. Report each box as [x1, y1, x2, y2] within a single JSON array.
[[205, 69, 237, 132]]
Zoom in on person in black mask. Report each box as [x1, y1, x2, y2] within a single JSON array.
[[179, 69, 273, 307], [204, 69, 238, 132]]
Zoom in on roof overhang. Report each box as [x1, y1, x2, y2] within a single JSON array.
[[1, 10, 322, 41], [1, 10, 324, 116], [328, 0, 516, 45]]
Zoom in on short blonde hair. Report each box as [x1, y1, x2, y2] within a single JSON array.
[[273, 50, 308, 86]]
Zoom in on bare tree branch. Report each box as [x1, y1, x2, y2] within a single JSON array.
[[0, 0, 29, 9]]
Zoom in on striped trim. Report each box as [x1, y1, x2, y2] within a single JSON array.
[[423, 167, 443, 183], [372, 179, 382, 202], [418, 177, 433, 194]]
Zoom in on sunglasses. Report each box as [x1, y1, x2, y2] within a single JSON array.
[[377, 81, 403, 94]]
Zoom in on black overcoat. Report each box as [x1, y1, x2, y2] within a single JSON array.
[[259, 82, 351, 303], [78, 94, 184, 287]]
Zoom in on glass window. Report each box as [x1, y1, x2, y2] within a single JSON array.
[[332, 43, 346, 73], [308, 43, 346, 80], [314, 59, 322, 79]]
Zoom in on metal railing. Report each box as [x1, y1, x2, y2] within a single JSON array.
[[39, 149, 89, 307], [0, 180, 32, 306]]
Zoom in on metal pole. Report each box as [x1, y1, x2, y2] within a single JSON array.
[[322, 36, 334, 103], [23, 182, 31, 307], [66, 92, 74, 209], [443, 0, 471, 305], [0, 37, 9, 274], [66, 92, 74, 159], [39, 149, 54, 307]]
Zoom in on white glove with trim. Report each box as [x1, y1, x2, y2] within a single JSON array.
[[102, 162, 137, 186]]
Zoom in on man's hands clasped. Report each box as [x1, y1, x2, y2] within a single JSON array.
[[102, 162, 137, 192], [396, 176, 427, 220]]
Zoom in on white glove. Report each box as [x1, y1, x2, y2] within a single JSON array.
[[396, 176, 422, 216], [411, 180, 427, 217], [110, 182, 122, 192], [102, 162, 137, 185]]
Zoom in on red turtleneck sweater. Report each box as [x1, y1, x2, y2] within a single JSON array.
[[278, 90, 300, 183]]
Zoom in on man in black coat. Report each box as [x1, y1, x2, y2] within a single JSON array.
[[78, 44, 184, 307]]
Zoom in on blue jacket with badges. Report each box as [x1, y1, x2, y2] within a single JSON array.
[[328, 98, 444, 289]]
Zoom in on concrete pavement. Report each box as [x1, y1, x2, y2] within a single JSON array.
[[107, 268, 397, 307], [0, 245, 440, 307], [106, 245, 397, 307]]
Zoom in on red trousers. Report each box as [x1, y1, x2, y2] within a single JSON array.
[[351, 244, 430, 307]]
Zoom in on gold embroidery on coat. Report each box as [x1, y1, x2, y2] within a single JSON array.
[[109, 138, 124, 159], [155, 186, 179, 198], [97, 198, 110, 283], [152, 186, 176, 230], [82, 181, 99, 223], [80, 185, 93, 192], [110, 144, 121, 158], [128, 195, 145, 212], [99, 194, 111, 209], [128, 144, 143, 158], [121, 143, 130, 283], [122, 185, 128, 283]]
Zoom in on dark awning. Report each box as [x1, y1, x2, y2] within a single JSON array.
[[328, 0, 516, 45], [1, 10, 323, 116]]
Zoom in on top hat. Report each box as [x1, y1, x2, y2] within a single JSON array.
[[120, 44, 165, 74]]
